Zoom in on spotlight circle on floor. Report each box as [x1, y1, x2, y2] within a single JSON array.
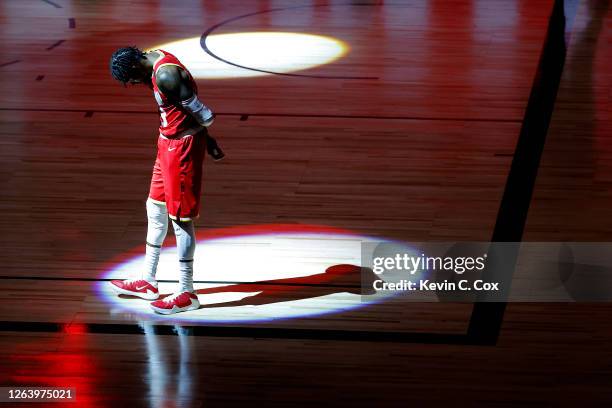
[[100, 224, 420, 323], [147, 32, 348, 79]]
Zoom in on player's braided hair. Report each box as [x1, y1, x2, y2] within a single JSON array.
[[109, 46, 146, 84]]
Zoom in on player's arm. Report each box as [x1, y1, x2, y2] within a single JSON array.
[[156, 66, 214, 127]]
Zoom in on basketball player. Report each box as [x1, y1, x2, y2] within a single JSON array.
[[108, 46, 220, 314]]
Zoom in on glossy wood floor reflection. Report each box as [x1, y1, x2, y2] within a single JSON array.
[[1, 0, 611, 406]]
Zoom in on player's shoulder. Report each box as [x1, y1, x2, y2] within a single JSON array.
[[156, 63, 180, 78], [156, 64, 189, 83], [155, 65, 185, 91]]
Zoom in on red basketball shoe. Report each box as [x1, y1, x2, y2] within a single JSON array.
[[110, 279, 159, 300], [150, 291, 200, 315]]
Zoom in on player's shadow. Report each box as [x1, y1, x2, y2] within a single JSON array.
[[190, 264, 380, 308]]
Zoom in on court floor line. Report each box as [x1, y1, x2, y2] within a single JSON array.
[[39, 0, 62, 8], [0, 320, 481, 345], [0, 275, 360, 289], [0, 60, 21, 68], [0, 107, 521, 123], [200, 4, 380, 80], [467, 0, 570, 344]]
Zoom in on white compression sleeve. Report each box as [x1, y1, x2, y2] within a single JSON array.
[[171, 219, 196, 293], [181, 95, 215, 127], [143, 198, 168, 283]]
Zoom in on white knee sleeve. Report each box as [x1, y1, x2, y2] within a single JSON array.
[[146, 198, 168, 246], [143, 198, 169, 282]]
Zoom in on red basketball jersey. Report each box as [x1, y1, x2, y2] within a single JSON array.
[[151, 49, 199, 137]]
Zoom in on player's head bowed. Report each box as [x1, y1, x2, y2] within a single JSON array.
[[110, 46, 146, 85]]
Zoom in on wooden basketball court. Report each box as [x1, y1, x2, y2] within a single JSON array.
[[0, 0, 611, 406]]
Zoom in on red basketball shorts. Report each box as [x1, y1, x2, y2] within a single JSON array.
[[148, 130, 206, 221]]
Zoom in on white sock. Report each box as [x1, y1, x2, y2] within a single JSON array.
[[143, 198, 168, 284], [172, 219, 196, 293]]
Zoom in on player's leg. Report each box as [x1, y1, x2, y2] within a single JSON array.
[[111, 142, 168, 300], [142, 150, 169, 286], [150, 133, 204, 314], [149, 219, 200, 314], [143, 197, 168, 283], [172, 219, 195, 294]]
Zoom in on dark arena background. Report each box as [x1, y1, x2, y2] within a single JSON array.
[[1, 0, 611, 406]]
